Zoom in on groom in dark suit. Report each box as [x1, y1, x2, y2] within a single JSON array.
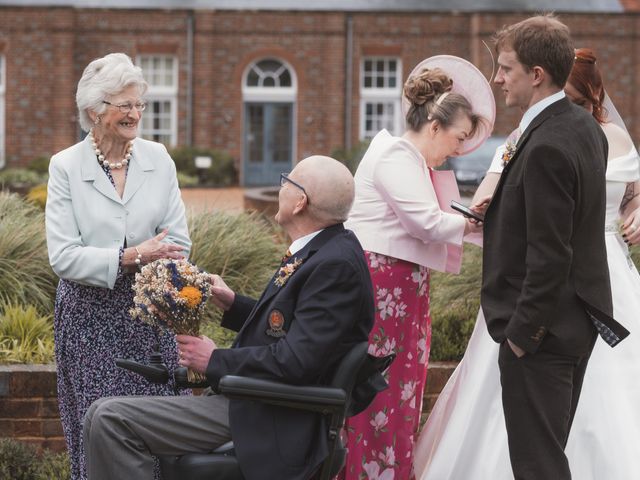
[[83, 155, 374, 480], [481, 15, 629, 480]]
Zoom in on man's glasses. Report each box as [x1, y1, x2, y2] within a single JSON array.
[[102, 100, 147, 114], [280, 172, 309, 204]]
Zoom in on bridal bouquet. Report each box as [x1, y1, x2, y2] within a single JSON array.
[[130, 258, 211, 382]]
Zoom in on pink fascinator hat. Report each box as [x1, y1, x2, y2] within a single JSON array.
[[402, 55, 496, 155]]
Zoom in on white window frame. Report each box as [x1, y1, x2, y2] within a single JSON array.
[[242, 58, 297, 103], [359, 56, 403, 140], [0, 55, 5, 169], [136, 55, 178, 147]]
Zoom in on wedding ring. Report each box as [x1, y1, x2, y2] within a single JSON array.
[[631, 225, 637, 233]]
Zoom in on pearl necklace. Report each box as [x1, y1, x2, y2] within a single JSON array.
[[89, 129, 133, 170]]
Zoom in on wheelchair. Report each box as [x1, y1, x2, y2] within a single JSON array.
[[116, 342, 393, 480]]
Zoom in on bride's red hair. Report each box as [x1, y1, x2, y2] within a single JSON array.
[[568, 48, 607, 124]]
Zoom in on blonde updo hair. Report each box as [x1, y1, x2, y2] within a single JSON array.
[[404, 67, 478, 134]]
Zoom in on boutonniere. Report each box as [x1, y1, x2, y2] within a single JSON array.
[[274, 258, 304, 287], [501, 141, 518, 167]]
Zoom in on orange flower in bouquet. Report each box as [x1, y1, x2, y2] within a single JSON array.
[[130, 258, 211, 382]]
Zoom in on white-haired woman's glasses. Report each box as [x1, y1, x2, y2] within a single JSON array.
[[102, 100, 147, 114]]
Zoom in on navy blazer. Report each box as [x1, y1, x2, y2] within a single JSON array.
[[205, 224, 374, 480], [482, 97, 627, 355]]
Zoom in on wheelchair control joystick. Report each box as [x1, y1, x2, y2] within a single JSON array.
[[115, 346, 209, 389], [115, 345, 170, 384]]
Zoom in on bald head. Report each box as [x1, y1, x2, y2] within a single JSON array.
[[291, 155, 355, 225]]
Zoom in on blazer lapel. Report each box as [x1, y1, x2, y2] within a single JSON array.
[[80, 138, 122, 205], [232, 224, 345, 344], [122, 140, 154, 205], [489, 97, 572, 201]]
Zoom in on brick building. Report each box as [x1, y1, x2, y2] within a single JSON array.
[[0, 0, 639, 185]]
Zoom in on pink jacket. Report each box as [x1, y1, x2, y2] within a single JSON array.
[[345, 130, 466, 273]]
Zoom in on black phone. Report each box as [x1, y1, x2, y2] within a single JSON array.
[[450, 200, 485, 222]]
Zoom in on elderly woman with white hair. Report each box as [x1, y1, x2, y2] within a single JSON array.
[[45, 52, 191, 479]]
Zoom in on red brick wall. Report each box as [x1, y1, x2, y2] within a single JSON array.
[[0, 365, 64, 452], [1, 8, 639, 173], [0, 362, 457, 452]]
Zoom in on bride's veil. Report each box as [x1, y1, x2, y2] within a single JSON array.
[[602, 92, 639, 158], [602, 93, 626, 132]]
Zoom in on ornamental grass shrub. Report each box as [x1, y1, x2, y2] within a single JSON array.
[[36, 449, 71, 480], [187, 210, 286, 347], [429, 244, 482, 361], [26, 156, 52, 175], [0, 192, 57, 314], [331, 140, 370, 175], [170, 146, 237, 187], [176, 171, 200, 188], [0, 303, 55, 364], [0, 168, 48, 193], [631, 244, 640, 268], [26, 183, 48, 210], [0, 438, 40, 480], [0, 438, 70, 480]]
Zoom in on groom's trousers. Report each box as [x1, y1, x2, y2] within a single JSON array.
[[498, 334, 597, 480], [83, 393, 232, 480]]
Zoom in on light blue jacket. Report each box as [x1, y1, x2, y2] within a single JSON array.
[[45, 135, 191, 289]]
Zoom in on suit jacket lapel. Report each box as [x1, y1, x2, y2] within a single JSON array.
[[122, 141, 154, 205], [80, 138, 122, 205], [514, 97, 571, 159], [233, 224, 345, 344], [80, 137, 155, 205], [490, 97, 572, 201]]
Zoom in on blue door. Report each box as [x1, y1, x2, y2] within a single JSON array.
[[244, 102, 293, 186]]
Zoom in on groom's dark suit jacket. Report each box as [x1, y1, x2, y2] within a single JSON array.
[[205, 224, 374, 480], [482, 97, 623, 355]]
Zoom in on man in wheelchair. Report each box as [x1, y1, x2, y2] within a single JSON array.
[[83, 156, 377, 480]]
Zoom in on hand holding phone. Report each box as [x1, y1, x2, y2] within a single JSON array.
[[450, 200, 485, 222]]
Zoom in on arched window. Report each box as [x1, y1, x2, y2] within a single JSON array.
[[242, 58, 297, 102]]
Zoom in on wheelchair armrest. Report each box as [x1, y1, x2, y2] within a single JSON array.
[[218, 376, 347, 415], [174, 367, 210, 389], [115, 358, 169, 384]]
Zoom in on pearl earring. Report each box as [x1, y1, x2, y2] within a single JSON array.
[[94, 116, 101, 125]]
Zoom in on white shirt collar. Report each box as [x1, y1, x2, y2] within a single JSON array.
[[288, 228, 324, 255], [519, 90, 566, 134]]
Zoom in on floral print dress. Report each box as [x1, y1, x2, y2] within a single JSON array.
[[54, 164, 189, 480], [339, 251, 431, 479]]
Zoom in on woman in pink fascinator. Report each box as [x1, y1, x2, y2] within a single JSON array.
[[340, 55, 495, 479]]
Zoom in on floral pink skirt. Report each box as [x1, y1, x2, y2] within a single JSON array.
[[339, 252, 431, 479]]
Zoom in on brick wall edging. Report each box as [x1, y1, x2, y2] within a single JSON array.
[[0, 364, 65, 451], [0, 362, 458, 452]]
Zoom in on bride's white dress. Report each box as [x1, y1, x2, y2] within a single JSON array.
[[414, 147, 640, 480]]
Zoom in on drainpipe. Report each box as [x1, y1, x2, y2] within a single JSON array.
[[345, 14, 354, 151], [470, 13, 480, 68], [186, 10, 194, 147]]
